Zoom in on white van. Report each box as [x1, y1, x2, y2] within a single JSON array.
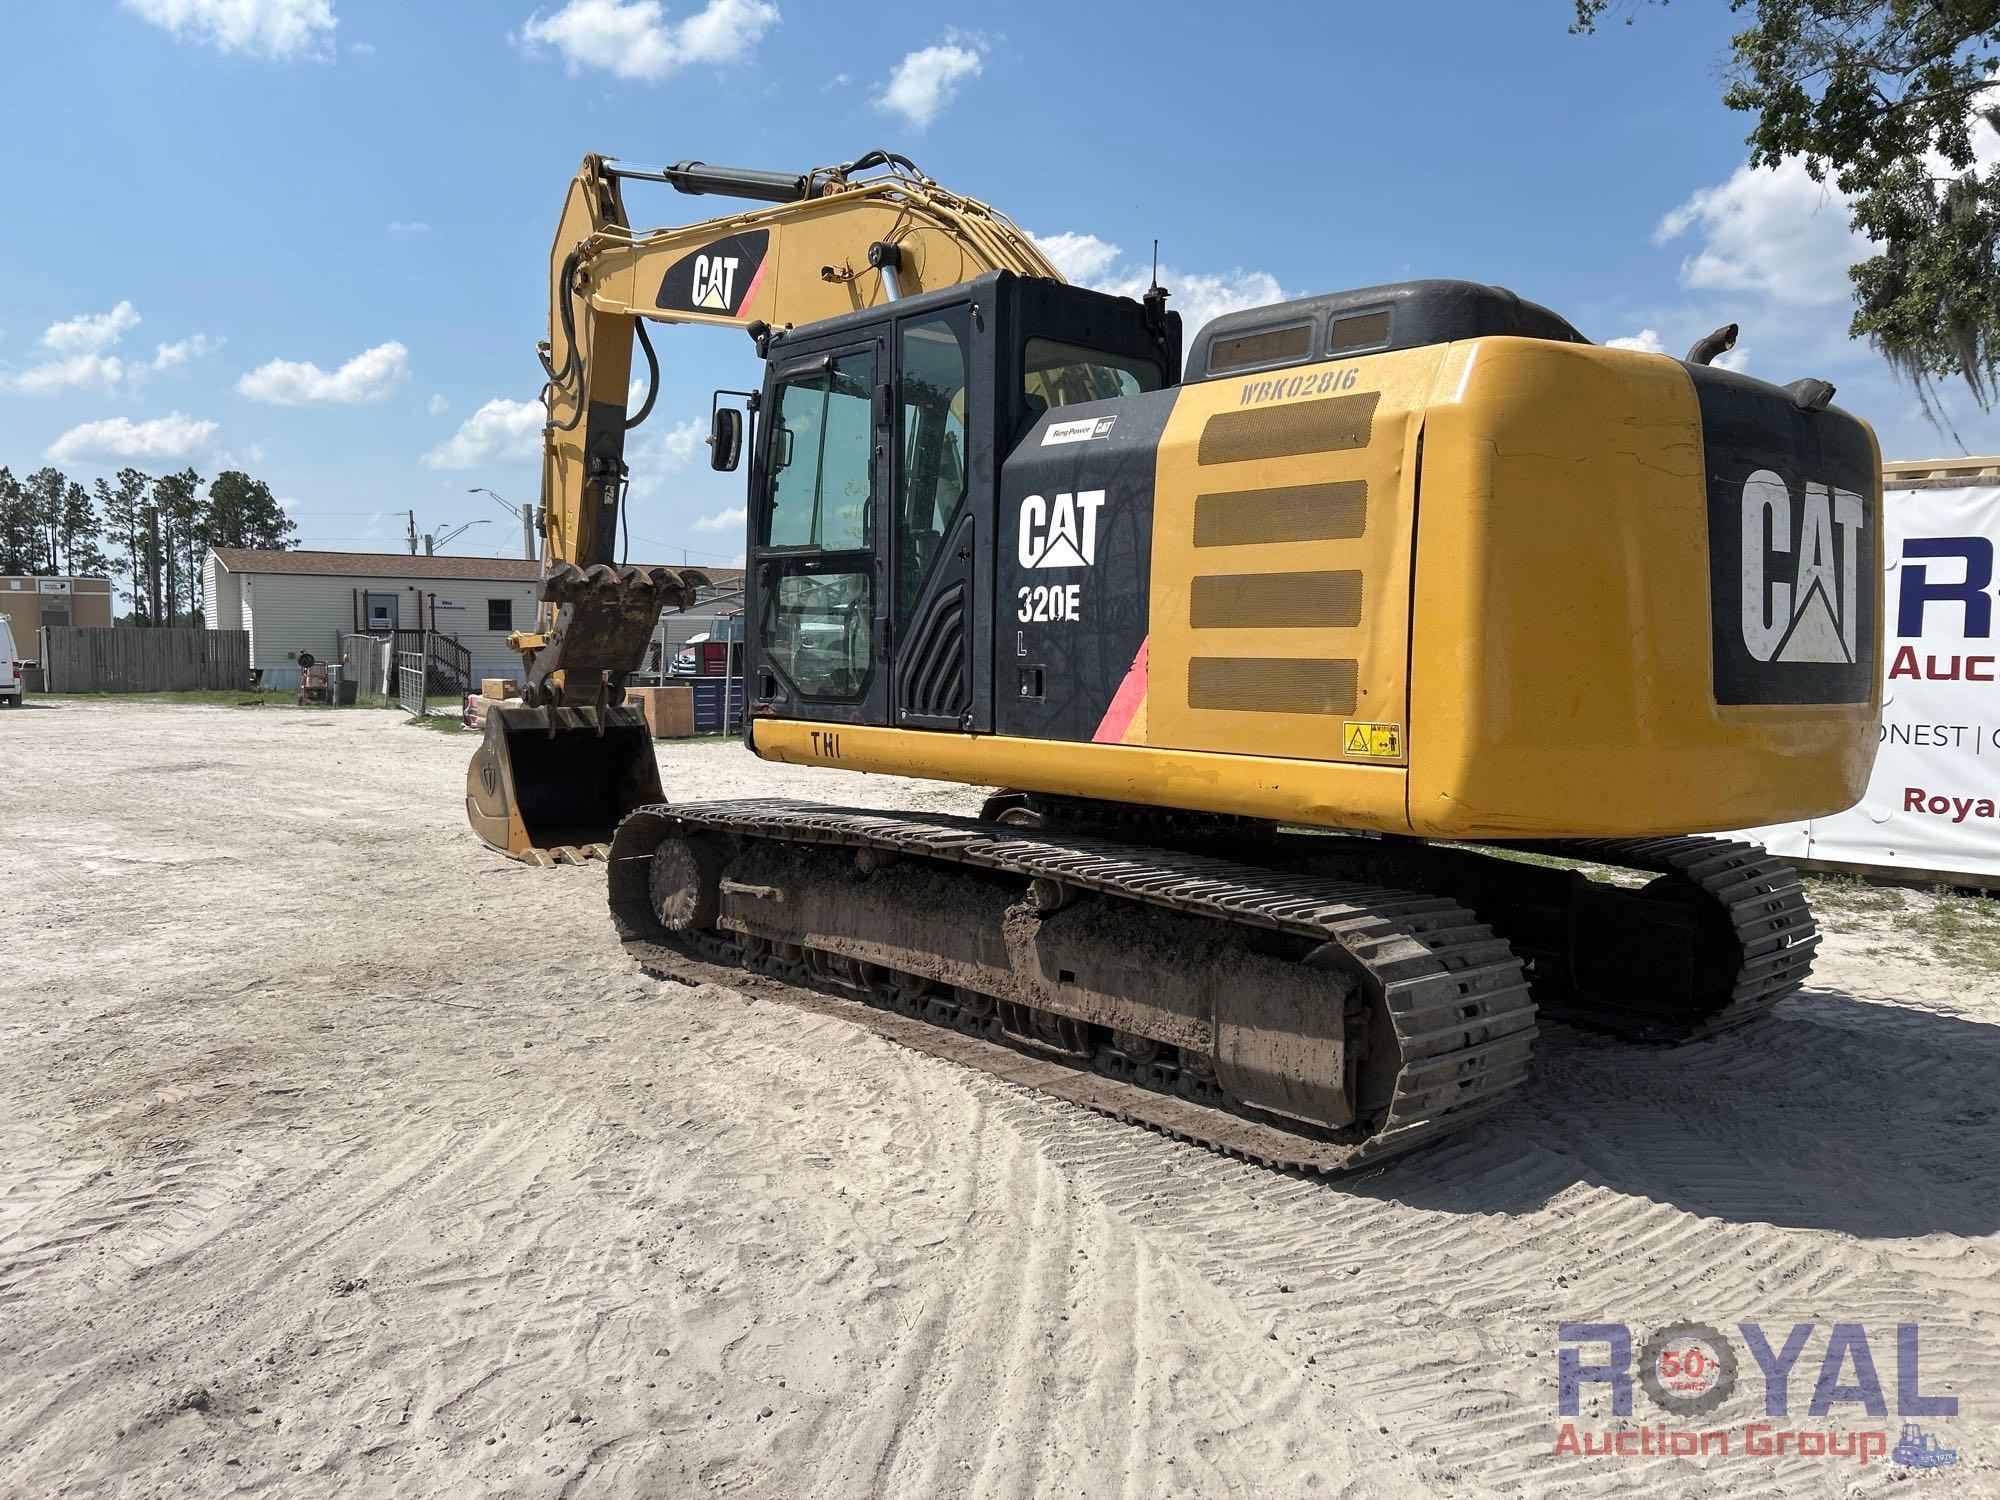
[[0, 616, 21, 706]]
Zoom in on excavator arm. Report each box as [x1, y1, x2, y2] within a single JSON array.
[[467, 150, 1063, 862]]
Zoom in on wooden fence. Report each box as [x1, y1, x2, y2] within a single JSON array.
[[39, 626, 250, 693]]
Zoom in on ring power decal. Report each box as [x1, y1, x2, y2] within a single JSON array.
[[1018, 490, 1106, 569], [656, 229, 770, 318], [1041, 415, 1118, 446]]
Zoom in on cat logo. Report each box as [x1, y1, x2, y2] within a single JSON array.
[[691, 254, 739, 311], [1018, 490, 1106, 569], [1740, 470, 1869, 664], [656, 229, 769, 318]]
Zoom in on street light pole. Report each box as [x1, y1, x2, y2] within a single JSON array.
[[428, 519, 490, 554], [468, 487, 536, 562]]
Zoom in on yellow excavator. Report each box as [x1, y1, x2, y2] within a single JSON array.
[[470, 150, 1881, 1170]]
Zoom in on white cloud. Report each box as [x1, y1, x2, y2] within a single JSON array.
[[625, 416, 711, 501], [122, 0, 336, 59], [1656, 157, 1876, 307], [5, 320, 215, 395], [42, 301, 141, 355], [659, 416, 704, 468], [876, 36, 983, 128], [1034, 232, 1121, 285], [427, 393, 449, 415], [48, 411, 218, 462], [422, 397, 544, 469], [628, 414, 704, 467], [1653, 92, 1999, 320], [147, 334, 216, 372], [0, 301, 152, 394], [516, 0, 778, 82], [237, 340, 409, 404], [692, 505, 745, 533], [4, 353, 126, 396], [1606, 328, 1666, 355], [1031, 230, 1283, 335], [387, 220, 430, 234]]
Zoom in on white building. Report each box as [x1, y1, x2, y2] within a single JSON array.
[[203, 548, 542, 691]]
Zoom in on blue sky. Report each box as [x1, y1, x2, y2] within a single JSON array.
[[2, 0, 1995, 577]]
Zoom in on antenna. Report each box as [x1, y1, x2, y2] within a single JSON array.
[[1142, 237, 1170, 335]]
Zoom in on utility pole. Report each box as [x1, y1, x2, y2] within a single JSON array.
[[467, 487, 535, 561], [406, 510, 420, 556]]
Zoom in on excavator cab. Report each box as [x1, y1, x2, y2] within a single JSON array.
[[737, 271, 1176, 739]]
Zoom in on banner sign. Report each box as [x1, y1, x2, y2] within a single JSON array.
[[1747, 483, 2000, 879]]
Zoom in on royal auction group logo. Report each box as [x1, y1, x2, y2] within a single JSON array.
[[1555, 1321, 1960, 1470]]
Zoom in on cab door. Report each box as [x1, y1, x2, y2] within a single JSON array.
[[887, 302, 990, 732], [747, 337, 890, 728]]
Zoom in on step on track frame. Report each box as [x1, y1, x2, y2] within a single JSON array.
[[608, 799, 1538, 1173]]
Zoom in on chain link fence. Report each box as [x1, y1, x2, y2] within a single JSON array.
[[394, 633, 474, 717]]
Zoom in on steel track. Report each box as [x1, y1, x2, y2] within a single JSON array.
[[1515, 835, 1821, 1039], [607, 800, 1538, 1174]]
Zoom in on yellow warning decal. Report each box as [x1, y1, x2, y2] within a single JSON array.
[[1342, 721, 1401, 758]]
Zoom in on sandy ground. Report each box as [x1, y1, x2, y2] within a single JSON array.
[[1, 701, 1997, 1499]]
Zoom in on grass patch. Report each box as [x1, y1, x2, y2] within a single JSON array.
[[403, 713, 467, 733], [1812, 873, 2000, 975], [1805, 872, 1908, 917], [1914, 886, 2000, 974]]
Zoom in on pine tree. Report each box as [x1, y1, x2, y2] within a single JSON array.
[[18, 468, 67, 575], [0, 468, 33, 576], [57, 480, 109, 577], [150, 469, 202, 624], [96, 469, 152, 622], [206, 471, 297, 551]]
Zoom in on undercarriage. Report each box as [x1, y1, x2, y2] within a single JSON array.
[[609, 800, 1537, 1171], [606, 793, 1819, 1171]]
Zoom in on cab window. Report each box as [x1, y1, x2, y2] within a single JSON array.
[[764, 350, 874, 550], [896, 311, 971, 624], [1022, 337, 1162, 414]]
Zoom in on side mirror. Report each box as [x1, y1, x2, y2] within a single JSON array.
[[709, 406, 743, 472]]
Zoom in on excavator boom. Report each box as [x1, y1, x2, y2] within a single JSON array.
[[466, 151, 1062, 862]]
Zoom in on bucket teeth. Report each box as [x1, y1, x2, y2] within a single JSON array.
[[542, 562, 585, 603], [584, 563, 621, 592]]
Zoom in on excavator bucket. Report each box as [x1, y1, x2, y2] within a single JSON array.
[[466, 704, 663, 866]]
